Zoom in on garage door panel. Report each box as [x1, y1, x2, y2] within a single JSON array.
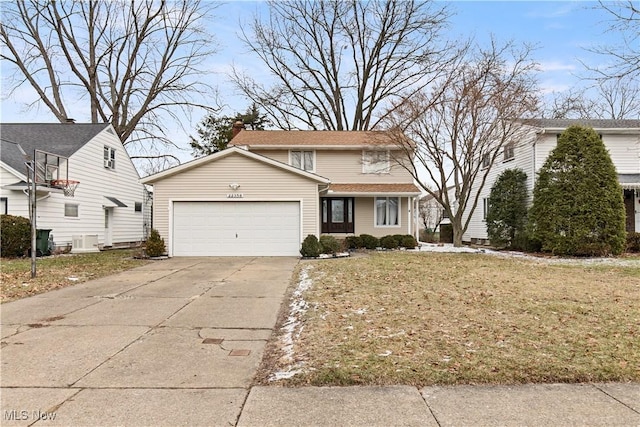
[[172, 202, 300, 256]]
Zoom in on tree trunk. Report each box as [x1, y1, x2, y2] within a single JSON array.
[[451, 219, 464, 247]]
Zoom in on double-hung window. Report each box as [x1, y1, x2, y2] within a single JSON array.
[[290, 150, 314, 171], [375, 197, 399, 227], [104, 146, 116, 170], [503, 142, 515, 161], [363, 150, 390, 174]]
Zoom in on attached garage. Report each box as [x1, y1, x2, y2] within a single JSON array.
[[141, 146, 329, 257], [172, 201, 301, 256]]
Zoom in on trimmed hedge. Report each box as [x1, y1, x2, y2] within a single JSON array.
[[627, 232, 640, 253], [1, 214, 31, 258], [300, 234, 322, 257], [360, 234, 380, 250], [319, 235, 341, 254], [380, 235, 399, 249]]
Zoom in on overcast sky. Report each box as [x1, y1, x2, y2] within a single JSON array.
[[0, 1, 622, 164]]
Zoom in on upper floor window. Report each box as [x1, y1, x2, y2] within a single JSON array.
[[363, 150, 390, 174], [104, 146, 116, 170], [290, 150, 314, 172], [134, 202, 143, 212], [481, 153, 490, 169], [503, 142, 515, 161]]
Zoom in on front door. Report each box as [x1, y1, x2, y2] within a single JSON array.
[[321, 197, 354, 233], [624, 190, 635, 233], [104, 208, 113, 246]]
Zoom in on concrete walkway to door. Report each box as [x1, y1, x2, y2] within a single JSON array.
[[1, 257, 296, 426]]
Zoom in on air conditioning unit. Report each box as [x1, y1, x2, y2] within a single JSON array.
[[71, 234, 100, 253]]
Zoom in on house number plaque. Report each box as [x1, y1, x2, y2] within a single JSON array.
[[227, 193, 244, 199]]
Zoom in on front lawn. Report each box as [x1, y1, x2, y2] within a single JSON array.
[[263, 252, 640, 386], [1, 249, 150, 303]]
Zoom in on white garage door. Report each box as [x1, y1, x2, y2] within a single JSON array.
[[172, 201, 300, 256]]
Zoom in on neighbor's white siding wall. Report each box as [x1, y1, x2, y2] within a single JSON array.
[[463, 131, 537, 242], [149, 153, 321, 248], [463, 128, 640, 242], [33, 128, 145, 248], [0, 167, 29, 218]]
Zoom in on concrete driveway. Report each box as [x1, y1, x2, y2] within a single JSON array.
[[1, 257, 298, 426]]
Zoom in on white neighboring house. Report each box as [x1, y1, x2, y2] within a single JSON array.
[[464, 119, 640, 244], [1, 123, 150, 252]]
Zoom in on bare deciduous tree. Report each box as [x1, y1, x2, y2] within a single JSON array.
[[386, 39, 539, 246], [545, 76, 640, 119], [1, 0, 219, 161], [588, 0, 639, 81], [231, 0, 452, 131]]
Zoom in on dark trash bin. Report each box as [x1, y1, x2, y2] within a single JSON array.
[[36, 229, 52, 256]]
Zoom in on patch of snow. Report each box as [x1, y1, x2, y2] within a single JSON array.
[[353, 308, 367, 315], [378, 350, 393, 357], [269, 264, 314, 382], [416, 242, 640, 266]]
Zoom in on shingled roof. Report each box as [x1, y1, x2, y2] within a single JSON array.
[[230, 130, 401, 148], [520, 119, 640, 129], [0, 123, 110, 174]]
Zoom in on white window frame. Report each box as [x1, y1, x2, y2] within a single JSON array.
[[481, 153, 490, 169], [0, 197, 7, 214], [363, 150, 390, 174], [483, 197, 489, 221], [374, 196, 401, 228], [64, 203, 79, 218], [104, 146, 116, 170], [289, 150, 315, 172], [503, 142, 515, 162]]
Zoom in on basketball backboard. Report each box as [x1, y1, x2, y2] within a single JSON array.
[[34, 150, 68, 185]]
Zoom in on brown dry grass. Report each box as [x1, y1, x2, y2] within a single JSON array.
[[1, 250, 149, 303], [268, 252, 640, 386]]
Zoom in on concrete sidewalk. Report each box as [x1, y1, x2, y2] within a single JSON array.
[[1, 256, 639, 426], [237, 383, 640, 426]]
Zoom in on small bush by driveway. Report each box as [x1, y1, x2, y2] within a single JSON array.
[[264, 252, 640, 387]]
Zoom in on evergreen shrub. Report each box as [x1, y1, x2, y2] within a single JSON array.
[[300, 234, 322, 258], [0, 214, 31, 258], [528, 126, 626, 256]]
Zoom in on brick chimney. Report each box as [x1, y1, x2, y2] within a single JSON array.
[[231, 120, 244, 139]]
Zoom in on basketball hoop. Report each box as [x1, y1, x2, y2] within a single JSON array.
[[51, 179, 80, 197]]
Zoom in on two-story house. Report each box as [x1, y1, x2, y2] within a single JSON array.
[[141, 130, 421, 256], [464, 119, 640, 244], [1, 123, 150, 252]]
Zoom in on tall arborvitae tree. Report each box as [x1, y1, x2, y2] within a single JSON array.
[[528, 126, 626, 256], [486, 169, 529, 249]]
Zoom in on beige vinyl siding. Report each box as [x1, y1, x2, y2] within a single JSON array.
[[151, 153, 320, 245], [353, 197, 410, 237], [252, 148, 414, 183]]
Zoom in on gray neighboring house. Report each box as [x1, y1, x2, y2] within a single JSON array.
[[1, 123, 150, 252], [464, 119, 640, 243]]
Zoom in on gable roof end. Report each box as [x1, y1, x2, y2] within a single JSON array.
[[141, 146, 330, 184]]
